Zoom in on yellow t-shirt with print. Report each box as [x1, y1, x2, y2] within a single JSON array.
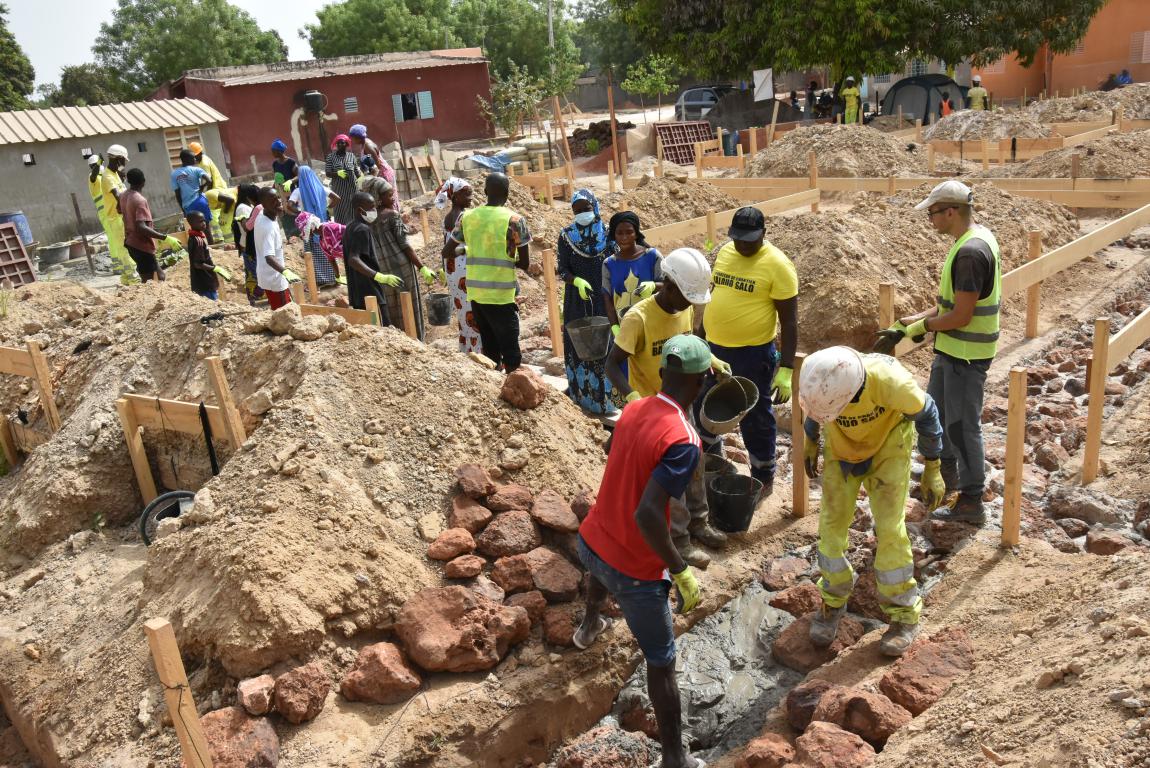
[[199, 155, 226, 190], [100, 168, 124, 222], [205, 187, 238, 231], [825, 354, 926, 463], [705, 240, 798, 347], [615, 295, 695, 397]]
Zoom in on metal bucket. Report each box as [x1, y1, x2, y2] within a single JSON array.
[[708, 474, 763, 533], [700, 376, 759, 435], [37, 242, 71, 267], [428, 292, 452, 326], [566, 316, 613, 361]]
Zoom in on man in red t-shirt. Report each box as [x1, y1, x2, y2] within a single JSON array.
[[120, 168, 182, 282], [575, 333, 710, 768]]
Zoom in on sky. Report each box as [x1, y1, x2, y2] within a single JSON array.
[[7, 0, 320, 91]]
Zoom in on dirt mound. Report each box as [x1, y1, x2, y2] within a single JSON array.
[[747, 124, 935, 178], [987, 129, 1150, 179], [924, 108, 1054, 141], [1026, 83, 1150, 122], [600, 177, 741, 228], [756, 182, 1079, 349]]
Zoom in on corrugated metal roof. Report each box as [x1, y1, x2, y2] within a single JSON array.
[[0, 98, 228, 146], [182, 51, 487, 88]]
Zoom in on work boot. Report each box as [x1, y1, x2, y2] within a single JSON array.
[[809, 602, 848, 648], [931, 493, 986, 525], [939, 458, 960, 496], [676, 540, 711, 570], [879, 622, 920, 657], [690, 522, 728, 549]]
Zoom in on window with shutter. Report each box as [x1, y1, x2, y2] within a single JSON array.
[[392, 93, 405, 123], [164, 127, 202, 168], [417, 91, 434, 120], [344, 96, 359, 113]]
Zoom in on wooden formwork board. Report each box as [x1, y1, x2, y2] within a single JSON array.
[[298, 295, 381, 326], [642, 190, 819, 244]]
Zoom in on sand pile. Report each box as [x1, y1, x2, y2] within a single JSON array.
[[1026, 83, 1150, 122], [600, 177, 741, 227], [925, 108, 1054, 141], [755, 182, 1079, 349], [989, 129, 1150, 179], [747, 124, 934, 178]]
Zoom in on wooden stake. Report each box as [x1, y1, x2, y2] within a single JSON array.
[[26, 341, 60, 432], [887, 175, 896, 195], [566, 162, 577, 200], [541, 248, 563, 356], [606, 69, 620, 169], [1000, 366, 1027, 547], [116, 397, 158, 503], [545, 178, 554, 205], [551, 96, 574, 164], [808, 152, 819, 213], [655, 140, 664, 178], [695, 144, 703, 179], [1070, 154, 1081, 188], [981, 137, 991, 171], [303, 250, 319, 302], [143, 619, 213, 768], [749, 128, 758, 157], [767, 100, 780, 146], [204, 356, 246, 449], [898, 105, 903, 129], [1082, 317, 1110, 483], [419, 209, 430, 251], [289, 282, 304, 304], [0, 420, 17, 468], [790, 353, 808, 518], [608, 160, 617, 194], [1022, 88, 1026, 109], [879, 282, 895, 329], [1024, 231, 1042, 339], [736, 144, 745, 176], [927, 144, 936, 173], [914, 119, 923, 143], [364, 295, 381, 326], [399, 292, 418, 340], [705, 211, 716, 244]]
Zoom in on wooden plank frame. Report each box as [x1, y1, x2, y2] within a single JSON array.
[[1001, 366, 1027, 547], [0, 340, 62, 465], [642, 190, 819, 245], [541, 248, 564, 356], [298, 295, 382, 326], [1082, 305, 1150, 484], [144, 619, 213, 768]]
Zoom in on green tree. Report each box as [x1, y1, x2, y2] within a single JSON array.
[[571, 0, 641, 77], [620, 54, 675, 121], [454, 0, 579, 79], [478, 62, 543, 137], [303, 0, 459, 60], [94, 0, 287, 97], [36, 64, 127, 107], [0, 3, 33, 110]]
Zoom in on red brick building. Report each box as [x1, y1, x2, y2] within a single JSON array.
[[152, 49, 492, 175]]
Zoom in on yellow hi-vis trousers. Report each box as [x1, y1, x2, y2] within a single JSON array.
[[102, 214, 138, 285], [817, 420, 922, 625]]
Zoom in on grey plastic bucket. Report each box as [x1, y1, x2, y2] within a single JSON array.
[[566, 316, 613, 361], [700, 375, 759, 435], [428, 292, 452, 326], [708, 474, 763, 533]]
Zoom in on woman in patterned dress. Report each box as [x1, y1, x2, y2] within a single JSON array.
[[324, 134, 362, 225], [435, 177, 482, 354]]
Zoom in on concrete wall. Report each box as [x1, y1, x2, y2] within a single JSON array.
[[0, 124, 227, 246]]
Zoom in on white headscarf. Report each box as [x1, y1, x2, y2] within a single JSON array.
[[434, 177, 472, 210]]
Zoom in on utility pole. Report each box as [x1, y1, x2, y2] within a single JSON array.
[[547, 0, 555, 49]]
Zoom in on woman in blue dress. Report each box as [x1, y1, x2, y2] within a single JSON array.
[[601, 210, 664, 330], [557, 189, 616, 415]]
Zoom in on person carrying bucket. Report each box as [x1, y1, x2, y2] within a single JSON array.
[[557, 189, 615, 415], [697, 206, 798, 501], [606, 247, 731, 569], [799, 346, 945, 657]]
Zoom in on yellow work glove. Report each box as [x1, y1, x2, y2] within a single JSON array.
[[611, 324, 620, 337], [282, 268, 302, 283], [212, 265, 232, 280], [374, 272, 403, 288], [282, 180, 292, 194], [920, 458, 946, 510], [636, 280, 656, 298], [572, 276, 592, 300], [904, 318, 929, 343], [419, 265, 438, 285], [771, 366, 793, 404], [803, 429, 821, 479], [710, 355, 732, 378], [670, 566, 701, 614], [336, 275, 347, 286], [336, 169, 348, 179], [873, 321, 906, 355], [624, 390, 641, 404], [162, 235, 182, 250]]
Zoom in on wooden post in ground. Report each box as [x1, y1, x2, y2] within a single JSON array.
[[143, 619, 213, 768], [897, 106, 903, 129], [419, 209, 430, 253], [551, 96, 574, 164], [1001, 366, 1027, 547], [887, 175, 896, 195], [304, 250, 319, 303], [0, 419, 17, 468], [1024, 230, 1043, 339], [26, 341, 61, 432], [927, 144, 936, 173], [1021, 88, 1026, 110], [790, 353, 808, 517], [116, 398, 158, 503], [399, 293, 418, 340], [736, 144, 745, 176], [705, 211, 716, 245], [607, 160, 617, 194], [655, 141, 663, 177], [808, 152, 819, 213], [566, 162, 577, 200], [695, 144, 703, 179], [879, 282, 895, 329], [749, 128, 758, 157], [364, 295, 381, 326], [767, 101, 781, 146], [204, 356, 246, 449], [981, 137, 991, 171], [606, 69, 620, 170], [289, 282, 304, 304], [1082, 317, 1111, 483], [541, 248, 563, 356], [545, 179, 554, 205], [914, 119, 923, 142], [1071, 153, 1081, 189]]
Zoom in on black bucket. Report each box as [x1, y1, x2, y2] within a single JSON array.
[[708, 473, 763, 533], [704, 453, 737, 512], [566, 316, 613, 361], [428, 292, 452, 326]]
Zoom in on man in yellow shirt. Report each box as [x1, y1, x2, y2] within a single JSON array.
[[799, 346, 945, 657], [700, 206, 798, 498], [101, 144, 138, 285], [205, 188, 238, 244], [190, 141, 227, 241], [966, 76, 989, 110], [841, 76, 861, 124], [606, 247, 731, 567]]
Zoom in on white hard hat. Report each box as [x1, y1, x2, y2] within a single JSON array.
[[972, 75, 981, 83], [914, 179, 973, 210], [799, 346, 866, 424], [662, 247, 712, 304], [86, 153, 101, 166], [107, 144, 129, 161]]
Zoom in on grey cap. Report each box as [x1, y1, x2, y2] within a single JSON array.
[[914, 180, 974, 210]]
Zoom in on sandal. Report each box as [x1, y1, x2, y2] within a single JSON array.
[[572, 616, 613, 650]]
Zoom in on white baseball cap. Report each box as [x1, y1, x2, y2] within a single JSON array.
[[914, 180, 974, 210]]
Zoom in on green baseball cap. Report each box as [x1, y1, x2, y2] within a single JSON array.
[[661, 334, 712, 374]]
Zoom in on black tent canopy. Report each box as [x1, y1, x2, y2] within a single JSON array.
[[882, 74, 968, 125]]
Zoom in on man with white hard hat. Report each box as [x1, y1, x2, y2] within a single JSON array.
[[101, 144, 138, 284], [874, 180, 1001, 526], [966, 76, 989, 111], [606, 247, 731, 569], [840, 76, 861, 124], [800, 346, 945, 657]]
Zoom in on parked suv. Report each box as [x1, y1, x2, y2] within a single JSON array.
[[674, 85, 736, 121]]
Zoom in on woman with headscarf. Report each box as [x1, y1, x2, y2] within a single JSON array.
[[349, 124, 400, 211], [285, 166, 340, 286], [362, 176, 437, 338], [557, 189, 615, 414], [296, 212, 347, 285], [325, 134, 361, 224], [435, 177, 482, 354], [270, 139, 298, 188], [601, 211, 664, 330]]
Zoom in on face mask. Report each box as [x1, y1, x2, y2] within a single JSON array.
[[574, 211, 596, 227], [362, 209, 378, 223]]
